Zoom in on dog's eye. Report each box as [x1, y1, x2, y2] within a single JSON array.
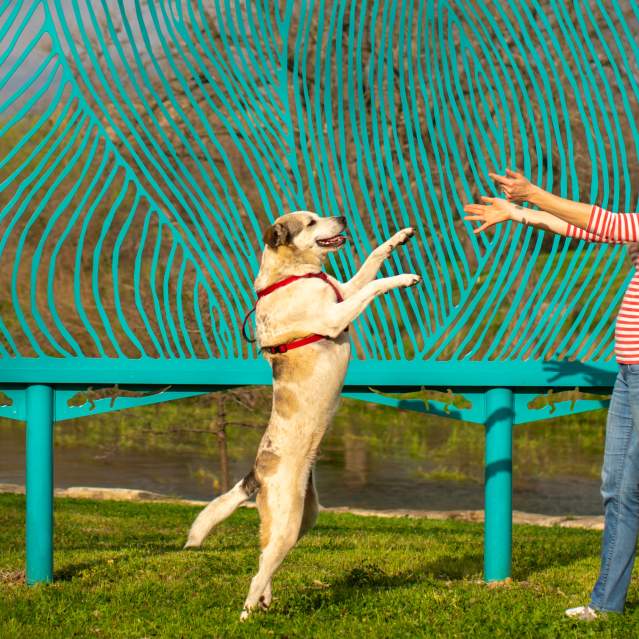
[[307, 219, 317, 227]]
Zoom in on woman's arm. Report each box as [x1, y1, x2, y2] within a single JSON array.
[[464, 196, 570, 235], [490, 168, 639, 240], [489, 169, 592, 229], [464, 196, 624, 243]]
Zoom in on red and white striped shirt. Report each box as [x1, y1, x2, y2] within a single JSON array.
[[567, 205, 639, 363]]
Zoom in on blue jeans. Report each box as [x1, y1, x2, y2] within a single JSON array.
[[590, 364, 639, 613]]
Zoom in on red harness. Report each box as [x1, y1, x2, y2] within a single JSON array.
[[242, 272, 346, 355]]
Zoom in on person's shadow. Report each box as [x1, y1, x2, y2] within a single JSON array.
[[542, 360, 616, 390]]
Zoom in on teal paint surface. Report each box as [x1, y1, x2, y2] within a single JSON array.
[[0, 0, 635, 370], [0, 358, 621, 389], [484, 388, 513, 582], [25, 384, 54, 585], [345, 390, 610, 426], [54, 387, 211, 422], [1, 1, 635, 587]]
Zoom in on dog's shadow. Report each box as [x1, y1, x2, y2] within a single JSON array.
[[280, 534, 601, 614], [279, 553, 482, 614]]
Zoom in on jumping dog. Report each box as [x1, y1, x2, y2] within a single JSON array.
[[185, 211, 420, 619]]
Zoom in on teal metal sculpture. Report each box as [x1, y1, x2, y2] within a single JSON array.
[[1, 0, 631, 585]]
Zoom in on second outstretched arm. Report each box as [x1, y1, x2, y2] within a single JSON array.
[[464, 197, 571, 236], [464, 196, 623, 243]]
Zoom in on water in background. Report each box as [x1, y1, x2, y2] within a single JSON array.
[[0, 393, 606, 516]]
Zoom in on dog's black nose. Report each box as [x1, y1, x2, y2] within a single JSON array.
[[337, 216, 346, 225]]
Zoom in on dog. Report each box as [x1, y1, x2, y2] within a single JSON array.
[[185, 211, 420, 619]]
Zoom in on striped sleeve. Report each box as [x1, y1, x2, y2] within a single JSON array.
[[566, 204, 634, 244], [588, 204, 639, 241]]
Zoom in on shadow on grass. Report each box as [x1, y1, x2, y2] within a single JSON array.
[[511, 531, 601, 580], [53, 542, 196, 581], [277, 534, 603, 615], [55, 561, 98, 581], [336, 552, 485, 586], [277, 554, 483, 615]]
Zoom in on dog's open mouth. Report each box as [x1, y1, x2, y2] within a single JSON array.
[[316, 234, 347, 248]]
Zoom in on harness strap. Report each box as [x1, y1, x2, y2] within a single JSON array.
[[256, 271, 344, 302], [241, 305, 258, 343], [241, 272, 346, 353], [263, 333, 326, 354]]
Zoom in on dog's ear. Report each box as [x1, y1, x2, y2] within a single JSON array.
[[263, 222, 290, 249]]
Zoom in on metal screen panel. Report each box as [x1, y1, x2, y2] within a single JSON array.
[[2, 1, 637, 385]]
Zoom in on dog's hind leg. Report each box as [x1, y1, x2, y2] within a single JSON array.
[[259, 581, 273, 610], [298, 467, 319, 540], [184, 471, 259, 548], [255, 468, 318, 612], [241, 473, 306, 620]]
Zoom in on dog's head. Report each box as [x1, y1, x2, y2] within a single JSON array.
[[263, 211, 347, 258]]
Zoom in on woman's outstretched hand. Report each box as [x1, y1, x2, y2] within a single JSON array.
[[464, 196, 515, 234], [488, 168, 536, 203]]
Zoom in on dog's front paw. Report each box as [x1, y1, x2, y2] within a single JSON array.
[[393, 227, 415, 246], [395, 273, 422, 288], [396, 273, 421, 288], [380, 227, 415, 258]]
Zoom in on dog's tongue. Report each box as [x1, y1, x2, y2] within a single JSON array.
[[318, 234, 346, 247]]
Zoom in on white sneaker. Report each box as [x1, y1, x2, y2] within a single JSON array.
[[565, 605, 599, 621]]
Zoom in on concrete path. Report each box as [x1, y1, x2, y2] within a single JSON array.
[[0, 483, 604, 530]]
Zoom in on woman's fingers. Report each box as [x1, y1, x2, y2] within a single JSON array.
[[473, 222, 493, 234], [505, 168, 523, 179], [488, 172, 513, 186], [463, 204, 488, 214]]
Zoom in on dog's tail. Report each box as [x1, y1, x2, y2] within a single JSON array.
[[184, 470, 259, 549]]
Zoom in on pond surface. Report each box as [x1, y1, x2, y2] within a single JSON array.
[[0, 399, 605, 516]]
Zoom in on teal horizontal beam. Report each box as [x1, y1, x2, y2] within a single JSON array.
[[0, 358, 618, 389], [344, 391, 486, 424], [345, 391, 609, 425], [54, 388, 211, 422], [0, 386, 611, 425], [0, 388, 25, 421], [512, 393, 608, 424]]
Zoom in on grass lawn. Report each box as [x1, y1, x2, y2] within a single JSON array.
[[1, 495, 637, 638]]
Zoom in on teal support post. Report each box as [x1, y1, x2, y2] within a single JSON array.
[[25, 384, 54, 585], [484, 388, 514, 582]]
